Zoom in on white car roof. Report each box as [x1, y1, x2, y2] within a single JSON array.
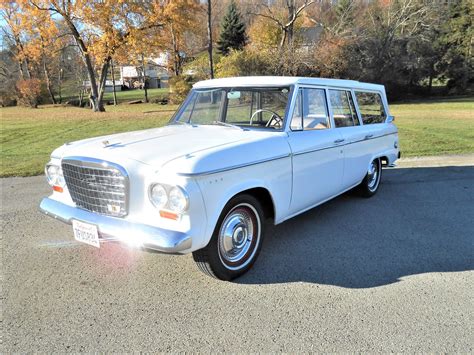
[[193, 76, 385, 92]]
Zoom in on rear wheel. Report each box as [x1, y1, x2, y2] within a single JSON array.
[[192, 194, 265, 281], [357, 158, 382, 197]]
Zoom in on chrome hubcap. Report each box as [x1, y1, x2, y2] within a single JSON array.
[[218, 204, 260, 269], [367, 160, 379, 191]]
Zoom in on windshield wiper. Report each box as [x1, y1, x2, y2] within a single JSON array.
[[212, 121, 242, 129]]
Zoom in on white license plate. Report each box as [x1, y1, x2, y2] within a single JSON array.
[[72, 220, 100, 248]]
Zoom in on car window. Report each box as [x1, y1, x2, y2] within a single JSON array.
[[181, 89, 223, 124], [329, 89, 358, 128], [290, 88, 329, 130], [355, 91, 386, 124], [225, 88, 289, 129]]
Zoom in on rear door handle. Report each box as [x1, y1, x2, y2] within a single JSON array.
[[365, 134, 374, 139], [334, 138, 345, 144]]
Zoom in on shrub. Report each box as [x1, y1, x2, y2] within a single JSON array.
[[169, 76, 193, 104], [182, 51, 222, 81], [0, 88, 17, 107], [215, 49, 272, 78], [16, 79, 42, 108]]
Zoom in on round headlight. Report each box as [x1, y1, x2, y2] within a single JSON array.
[[45, 164, 59, 186], [168, 186, 189, 213], [149, 184, 168, 208]]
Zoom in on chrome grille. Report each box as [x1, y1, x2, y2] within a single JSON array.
[[62, 158, 128, 217]]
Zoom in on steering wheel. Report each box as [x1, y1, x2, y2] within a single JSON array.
[[249, 109, 283, 128]]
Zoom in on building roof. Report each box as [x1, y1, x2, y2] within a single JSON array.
[[193, 76, 385, 92]]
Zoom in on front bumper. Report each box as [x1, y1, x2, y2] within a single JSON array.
[[39, 198, 192, 253]]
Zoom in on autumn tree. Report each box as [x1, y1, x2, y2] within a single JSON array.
[[162, 0, 201, 76], [339, 0, 436, 96], [22, 4, 62, 104], [31, 0, 164, 111], [0, 1, 32, 79], [247, 15, 281, 50], [253, 0, 316, 49]]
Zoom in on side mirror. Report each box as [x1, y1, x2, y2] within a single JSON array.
[[386, 115, 395, 123]]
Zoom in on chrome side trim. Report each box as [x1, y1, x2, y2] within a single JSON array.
[[39, 198, 192, 253], [293, 132, 398, 156], [293, 145, 335, 156], [177, 153, 291, 177]]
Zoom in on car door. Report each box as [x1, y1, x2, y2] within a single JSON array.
[[327, 89, 369, 189], [286, 87, 344, 215]]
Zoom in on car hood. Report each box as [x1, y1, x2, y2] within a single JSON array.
[[52, 124, 290, 175]]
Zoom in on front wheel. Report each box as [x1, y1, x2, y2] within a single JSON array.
[[192, 194, 265, 281], [357, 158, 382, 197]]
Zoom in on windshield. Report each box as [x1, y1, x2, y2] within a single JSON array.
[[171, 87, 291, 130]]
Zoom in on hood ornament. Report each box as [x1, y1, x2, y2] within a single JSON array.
[[102, 140, 110, 147]]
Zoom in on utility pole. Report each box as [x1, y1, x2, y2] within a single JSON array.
[[207, 0, 214, 79]]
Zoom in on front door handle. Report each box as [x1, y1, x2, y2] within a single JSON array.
[[334, 138, 345, 144], [365, 134, 374, 139]]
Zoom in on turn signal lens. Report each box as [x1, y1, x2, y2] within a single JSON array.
[[159, 210, 179, 220], [53, 185, 63, 193]]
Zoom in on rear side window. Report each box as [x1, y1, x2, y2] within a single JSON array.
[[328, 90, 359, 128], [355, 92, 386, 124]]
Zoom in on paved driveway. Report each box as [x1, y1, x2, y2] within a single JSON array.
[[2, 160, 473, 352]]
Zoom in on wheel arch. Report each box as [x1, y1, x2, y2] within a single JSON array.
[[201, 182, 277, 249], [234, 187, 275, 222], [367, 155, 384, 171]]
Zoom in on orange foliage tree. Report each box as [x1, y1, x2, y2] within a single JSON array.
[[16, 78, 41, 107], [1, 0, 32, 79], [21, 3, 61, 104], [30, 0, 165, 111]]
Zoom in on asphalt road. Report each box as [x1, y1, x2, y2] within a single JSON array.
[[2, 160, 473, 352]]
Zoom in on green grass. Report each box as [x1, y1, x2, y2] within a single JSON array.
[[390, 96, 474, 157], [1, 96, 473, 177], [1, 103, 178, 177], [102, 88, 169, 103]]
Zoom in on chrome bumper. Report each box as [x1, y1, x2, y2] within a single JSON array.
[[39, 198, 192, 253]]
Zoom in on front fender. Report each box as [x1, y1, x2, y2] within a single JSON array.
[[195, 177, 270, 250], [194, 157, 292, 250]]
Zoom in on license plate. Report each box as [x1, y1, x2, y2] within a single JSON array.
[[72, 220, 100, 248]]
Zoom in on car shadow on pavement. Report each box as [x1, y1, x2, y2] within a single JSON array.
[[238, 166, 474, 287]]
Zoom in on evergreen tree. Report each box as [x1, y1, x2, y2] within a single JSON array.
[[436, 0, 473, 91], [217, 0, 247, 56]]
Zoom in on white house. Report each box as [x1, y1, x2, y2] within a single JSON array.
[[120, 54, 170, 89]]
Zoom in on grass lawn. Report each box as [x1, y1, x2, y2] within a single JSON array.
[[102, 88, 169, 103], [391, 96, 474, 157], [1, 96, 473, 177], [1, 103, 178, 177]]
